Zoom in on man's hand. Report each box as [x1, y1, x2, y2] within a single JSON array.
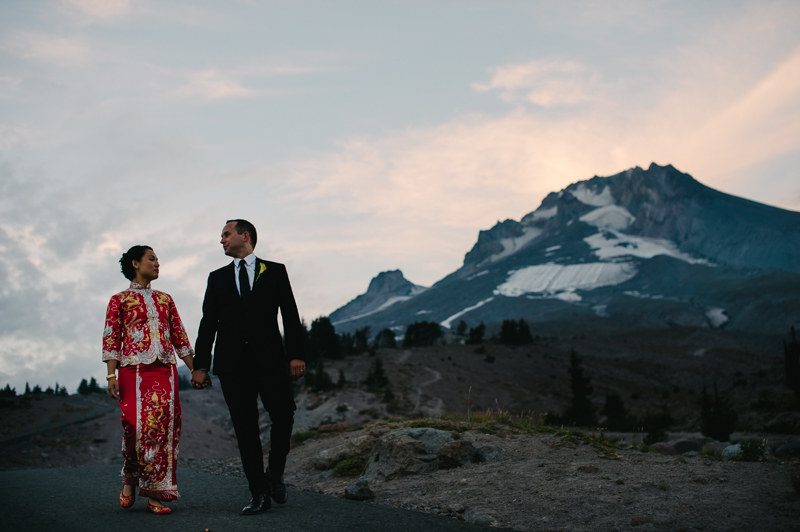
[[191, 369, 212, 389], [289, 359, 306, 381]]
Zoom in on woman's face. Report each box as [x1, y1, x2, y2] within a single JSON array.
[[133, 249, 159, 282]]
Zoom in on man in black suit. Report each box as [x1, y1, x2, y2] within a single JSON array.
[[192, 219, 306, 515]]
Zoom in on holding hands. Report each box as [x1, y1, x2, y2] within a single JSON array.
[[191, 369, 213, 389]]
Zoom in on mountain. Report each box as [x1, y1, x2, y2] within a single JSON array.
[[330, 270, 427, 325], [330, 163, 800, 340]]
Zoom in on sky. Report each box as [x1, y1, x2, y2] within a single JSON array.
[[1, 0, 800, 393]]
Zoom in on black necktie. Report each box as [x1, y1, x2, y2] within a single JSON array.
[[239, 261, 251, 304]]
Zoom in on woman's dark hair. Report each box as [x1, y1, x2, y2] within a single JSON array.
[[119, 245, 153, 280]]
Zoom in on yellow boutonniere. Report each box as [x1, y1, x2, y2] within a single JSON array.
[[255, 262, 267, 283]]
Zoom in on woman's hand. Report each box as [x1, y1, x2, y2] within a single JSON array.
[[108, 377, 119, 399]]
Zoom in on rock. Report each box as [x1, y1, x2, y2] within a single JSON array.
[[577, 465, 598, 473], [775, 441, 800, 459], [722, 444, 741, 461], [447, 503, 465, 513], [672, 439, 700, 454], [317, 423, 354, 438], [306, 395, 325, 410], [631, 516, 653, 526], [315, 434, 375, 470], [650, 442, 677, 456], [438, 440, 477, 469], [615, 478, 624, 485], [457, 478, 467, 486], [344, 476, 374, 501], [463, 511, 495, 525], [674, 456, 687, 464], [364, 428, 454, 481], [496, 429, 514, 439], [474, 446, 502, 463]]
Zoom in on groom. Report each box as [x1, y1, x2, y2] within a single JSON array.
[[192, 219, 306, 515]]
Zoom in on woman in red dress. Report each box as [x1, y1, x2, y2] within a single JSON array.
[[103, 245, 196, 514]]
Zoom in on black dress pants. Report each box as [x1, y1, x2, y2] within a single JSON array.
[[218, 363, 296, 495]]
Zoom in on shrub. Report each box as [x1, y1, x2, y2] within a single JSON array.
[[738, 439, 768, 462], [306, 361, 335, 392], [600, 393, 632, 431], [331, 456, 367, 477], [291, 428, 317, 445]]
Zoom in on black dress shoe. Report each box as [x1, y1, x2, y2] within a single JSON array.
[[271, 479, 288, 505], [242, 492, 271, 515]]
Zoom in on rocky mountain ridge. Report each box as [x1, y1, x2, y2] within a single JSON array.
[[330, 164, 800, 343]]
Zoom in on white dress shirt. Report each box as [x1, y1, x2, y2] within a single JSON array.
[[233, 253, 256, 295]]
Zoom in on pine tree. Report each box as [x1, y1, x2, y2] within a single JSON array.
[[467, 323, 485, 345], [700, 384, 738, 442], [77, 379, 90, 395], [784, 326, 800, 401], [25, 382, 31, 395], [364, 358, 389, 390], [373, 328, 397, 349], [563, 350, 597, 427], [600, 393, 629, 431], [456, 320, 468, 337]]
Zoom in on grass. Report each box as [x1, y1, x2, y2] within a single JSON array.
[[291, 427, 318, 445], [330, 456, 368, 477], [699, 444, 724, 461]]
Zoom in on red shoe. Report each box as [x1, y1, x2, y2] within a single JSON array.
[[146, 500, 172, 514], [120, 487, 135, 508]]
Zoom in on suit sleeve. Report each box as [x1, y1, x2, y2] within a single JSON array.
[[194, 273, 218, 370], [279, 264, 305, 362]]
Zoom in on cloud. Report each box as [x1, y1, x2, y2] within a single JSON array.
[[61, 0, 131, 19], [0, 31, 91, 65], [473, 60, 595, 106], [173, 70, 260, 100]]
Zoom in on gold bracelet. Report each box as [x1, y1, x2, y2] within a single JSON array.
[[106, 374, 116, 381]]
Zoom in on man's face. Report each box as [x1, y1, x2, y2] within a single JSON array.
[[220, 221, 246, 258]]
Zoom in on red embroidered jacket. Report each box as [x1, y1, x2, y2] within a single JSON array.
[[102, 282, 194, 366]]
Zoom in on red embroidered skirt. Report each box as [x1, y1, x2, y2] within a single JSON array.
[[118, 360, 181, 500]]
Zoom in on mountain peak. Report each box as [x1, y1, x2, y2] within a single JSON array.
[[330, 270, 427, 325]]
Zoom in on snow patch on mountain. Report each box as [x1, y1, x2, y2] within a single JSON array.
[[491, 226, 543, 262], [494, 262, 637, 297], [584, 231, 708, 264], [706, 308, 729, 328], [579, 205, 636, 231], [440, 297, 495, 329], [530, 205, 558, 220], [571, 184, 614, 206]]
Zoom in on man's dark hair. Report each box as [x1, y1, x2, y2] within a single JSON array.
[[119, 245, 153, 280], [227, 219, 257, 248]]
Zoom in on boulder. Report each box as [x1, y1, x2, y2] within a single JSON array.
[[474, 446, 502, 462], [438, 440, 477, 469], [722, 444, 741, 461], [344, 477, 375, 501], [364, 428, 454, 481], [650, 442, 677, 456], [672, 439, 700, 454], [315, 434, 375, 470], [775, 441, 800, 459]]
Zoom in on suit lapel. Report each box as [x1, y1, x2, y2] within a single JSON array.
[[222, 262, 239, 299]]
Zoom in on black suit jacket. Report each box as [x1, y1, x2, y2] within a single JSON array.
[[194, 258, 305, 375]]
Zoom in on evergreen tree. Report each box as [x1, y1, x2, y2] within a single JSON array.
[[354, 326, 371, 353], [600, 393, 630, 431], [402, 321, 442, 348], [337, 369, 347, 388], [306, 361, 335, 392], [32, 384, 43, 394], [517, 319, 533, 344], [456, 320, 468, 337], [309, 317, 342, 360], [784, 326, 800, 401], [77, 379, 90, 395], [364, 358, 390, 390], [500, 318, 533, 345], [563, 350, 597, 427], [373, 328, 397, 349], [467, 323, 485, 345], [0, 384, 16, 397], [25, 382, 31, 395], [700, 384, 738, 441], [45, 386, 54, 395]]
